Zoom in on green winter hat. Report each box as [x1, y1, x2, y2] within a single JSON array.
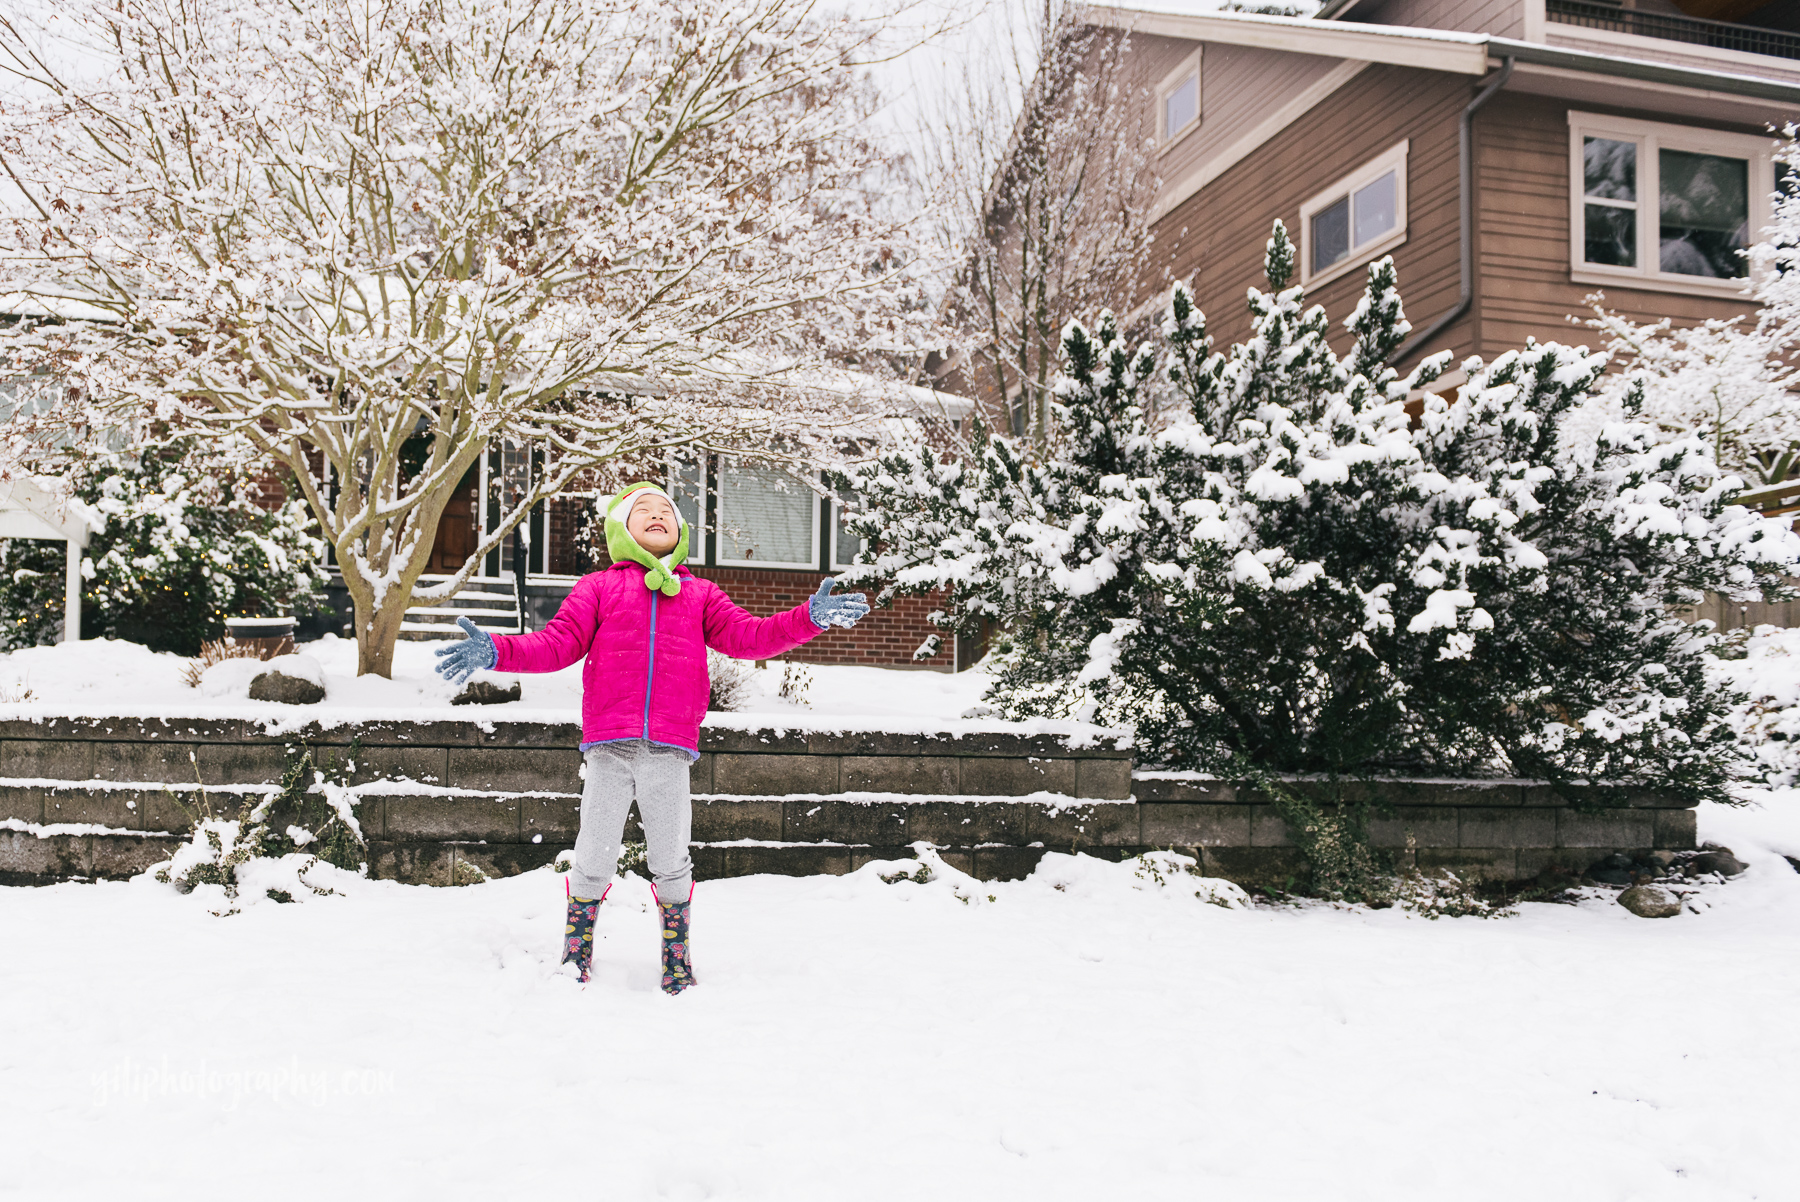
[[605, 482, 689, 595]]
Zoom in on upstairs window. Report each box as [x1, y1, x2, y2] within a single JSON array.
[[1570, 112, 1773, 295], [1157, 50, 1203, 146], [1299, 141, 1409, 287]]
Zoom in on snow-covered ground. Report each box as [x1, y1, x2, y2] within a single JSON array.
[[0, 633, 1049, 735], [3, 815, 1799, 1201]]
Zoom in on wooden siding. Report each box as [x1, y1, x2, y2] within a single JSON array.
[[1127, 33, 1351, 218], [1473, 91, 1762, 360], [1344, 0, 1526, 37], [1151, 63, 1472, 358]]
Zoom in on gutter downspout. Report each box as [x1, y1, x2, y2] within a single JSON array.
[[1392, 56, 1514, 367]]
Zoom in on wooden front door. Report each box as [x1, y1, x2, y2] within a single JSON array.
[[428, 465, 480, 574]]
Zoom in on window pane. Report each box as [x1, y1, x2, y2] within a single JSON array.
[[1584, 137, 1636, 202], [833, 493, 865, 567], [718, 462, 813, 565], [1660, 149, 1748, 278], [1585, 203, 1636, 267], [669, 456, 704, 560], [1164, 74, 1198, 137], [1352, 170, 1397, 247], [1312, 198, 1349, 273]]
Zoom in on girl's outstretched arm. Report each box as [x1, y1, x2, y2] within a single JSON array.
[[489, 573, 603, 674], [701, 577, 830, 659]]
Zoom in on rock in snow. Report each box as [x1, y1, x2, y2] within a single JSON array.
[[452, 678, 522, 706], [248, 654, 327, 705], [1618, 884, 1683, 918]]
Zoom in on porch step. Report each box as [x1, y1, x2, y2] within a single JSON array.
[[399, 580, 521, 641]]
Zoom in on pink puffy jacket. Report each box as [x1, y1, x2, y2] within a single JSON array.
[[490, 562, 822, 756]]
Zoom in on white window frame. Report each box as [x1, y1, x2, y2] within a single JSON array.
[[713, 459, 821, 570], [1155, 48, 1203, 151], [1299, 139, 1409, 289], [1567, 111, 1773, 300]]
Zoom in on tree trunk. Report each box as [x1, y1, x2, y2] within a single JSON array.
[[354, 588, 413, 679]]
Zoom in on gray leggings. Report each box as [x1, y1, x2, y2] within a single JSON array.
[[569, 739, 694, 903]]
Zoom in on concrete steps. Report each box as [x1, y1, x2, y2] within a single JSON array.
[[399, 579, 519, 640]]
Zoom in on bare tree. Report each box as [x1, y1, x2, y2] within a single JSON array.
[[915, 1, 1156, 445], [0, 0, 934, 676]]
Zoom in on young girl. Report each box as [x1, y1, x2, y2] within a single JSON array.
[[433, 481, 869, 993]]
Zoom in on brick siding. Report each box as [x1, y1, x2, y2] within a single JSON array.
[[691, 566, 950, 668]]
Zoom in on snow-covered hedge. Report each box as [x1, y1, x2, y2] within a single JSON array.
[[0, 437, 325, 654], [844, 223, 1800, 807]]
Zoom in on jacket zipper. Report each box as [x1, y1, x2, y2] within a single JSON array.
[[641, 590, 659, 740]]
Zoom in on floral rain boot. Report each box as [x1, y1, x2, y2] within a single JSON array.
[[561, 882, 608, 983], [655, 886, 696, 996]]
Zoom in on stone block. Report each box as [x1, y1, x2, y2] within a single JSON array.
[[1556, 809, 1656, 849], [972, 845, 1047, 882], [366, 841, 452, 885], [1459, 807, 1556, 849], [713, 753, 839, 797], [0, 830, 87, 882], [1367, 806, 1459, 850], [446, 746, 579, 793], [39, 789, 139, 830], [1200, 846, 1307, 887], [1249, 805, 1295, 847], [353, 795, 384, 840], [188, 741, 292, 787], [783, 799, 913, 845], [701, 727, 811, 755], [1516, 847, 1603, 880], [693, 843, 854, 878], [691, 797, 782, 843], [808, 730, 935, 757], [0, 784, 42, 824], [841, 755, 961, 795], [1416, 846, 1520, 882], [1076, 758, 1133, 800], [935, 849, 977, 877], [690, 753, 716, 794], [1140, 802, 1252, 847], [2, 738, 94, 781], [958, 756, 1077, 798], [519, 795, 582, 841], [1131, 777, 1238, 803], [1027, 801, 1139, 848], [902, 801, 1031, 846], [1521, 784, 1682, 810], [345, 746, 449, 787], [452, 842, 564, 882], [384, 795, 521, 843], [1654, 808, 1698, 851], [89, 834, 177, 880], [471, 721, 582, 749]]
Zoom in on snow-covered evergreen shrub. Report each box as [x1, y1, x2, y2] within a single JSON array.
[[153, 741, 365, 912], [844, 222, 1800, 809], [0, 438, 325, 654]]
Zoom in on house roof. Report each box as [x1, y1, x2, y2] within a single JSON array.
[[1079, 2, 1800, 103]]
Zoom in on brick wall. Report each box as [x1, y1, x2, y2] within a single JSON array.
[[692, 566, 951, 668]]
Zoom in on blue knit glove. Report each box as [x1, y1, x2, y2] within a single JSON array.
[[809, 578, 869, 629], [433, 616, 498, 684]]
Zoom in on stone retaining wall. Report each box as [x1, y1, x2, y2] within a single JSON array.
[[0, 717, 1693, 887]]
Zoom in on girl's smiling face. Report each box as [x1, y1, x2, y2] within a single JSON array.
[[627, 492, 681, 556]]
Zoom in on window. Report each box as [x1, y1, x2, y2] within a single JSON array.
[[1569, 112, 1774, 295], [830, 490, 866, 571], [1157, 50, 1202, 146], [715, 460, 819, 568], [1299, 141, 1409, 286], [667, 455, 707, 565]]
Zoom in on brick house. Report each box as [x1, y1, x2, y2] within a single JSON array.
[[975, 0, 1800, 385]]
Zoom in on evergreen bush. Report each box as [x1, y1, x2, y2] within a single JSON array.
[[0, 437, 326, 654], [845, 222, 1799, 818]]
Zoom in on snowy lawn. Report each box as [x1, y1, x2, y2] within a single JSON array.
[[0, 634, 1006, 731], [5, 804, 1800, 1201]]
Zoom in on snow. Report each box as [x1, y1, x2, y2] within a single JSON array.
[[0, 634, 1125, 744], [3, 819, 1799, 1199]]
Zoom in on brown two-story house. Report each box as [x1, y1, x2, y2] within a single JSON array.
[[1068, 0, 1800, 378]]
